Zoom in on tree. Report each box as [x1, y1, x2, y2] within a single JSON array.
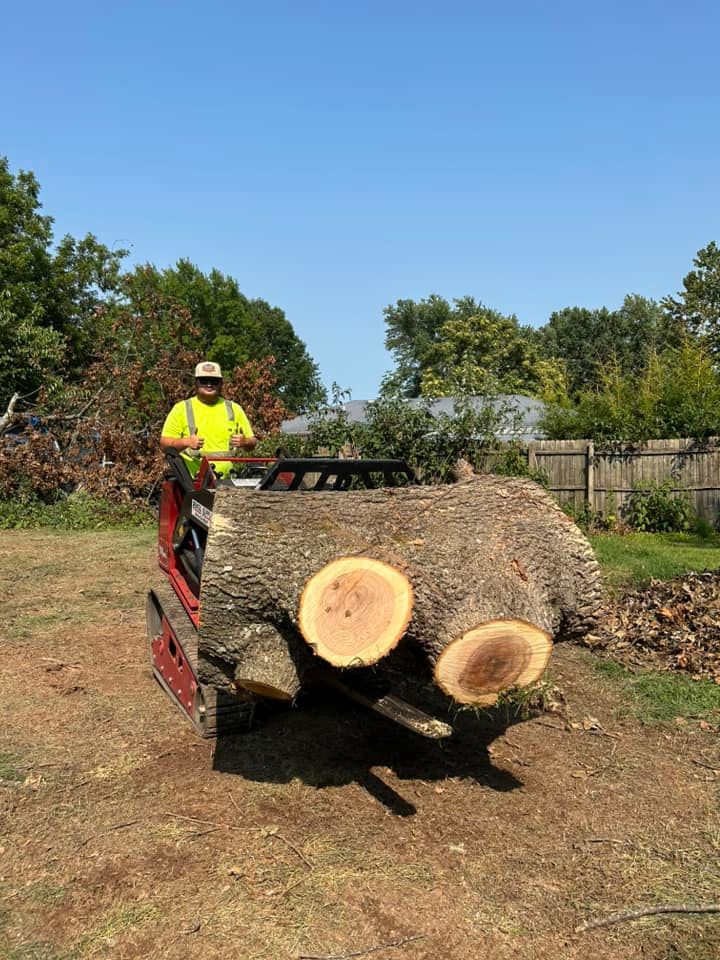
[[382, 295, 558, 398], [122, 260, 324, 413], [382, 294, 457, 397], [535, 295, 679, 397], [0, 156, 126, 397], [663, 241, 720, 356], [418, 309, 563, 398], [540, 339, 720, 442]]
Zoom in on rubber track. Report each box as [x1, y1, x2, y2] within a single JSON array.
[[148, 580, 256, 739]]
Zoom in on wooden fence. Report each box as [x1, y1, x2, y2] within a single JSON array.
[[523, 438, 720, 521]]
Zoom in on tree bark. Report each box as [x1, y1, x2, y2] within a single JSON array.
[[198, 619, 311, 701], [198, 476, 603, 705]]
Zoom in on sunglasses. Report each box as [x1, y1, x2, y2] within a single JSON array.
[[197, 378, 222, 387]]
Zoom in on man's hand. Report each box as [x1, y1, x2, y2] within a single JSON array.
[[185, 430, 204, 450], [231, 434, 257, 450]]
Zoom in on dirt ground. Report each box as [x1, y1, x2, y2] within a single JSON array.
[[1, 530, 719, 960]]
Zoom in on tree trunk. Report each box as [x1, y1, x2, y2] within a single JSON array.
[[198, 476, 602, 705]]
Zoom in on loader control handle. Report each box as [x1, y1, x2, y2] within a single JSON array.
[[163, 448, 195, 495]]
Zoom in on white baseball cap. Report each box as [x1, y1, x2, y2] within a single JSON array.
[[194, 361, 223, 378]]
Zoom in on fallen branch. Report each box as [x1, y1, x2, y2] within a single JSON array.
[[691, 758, 720, 773], [298, 934, 426, 960], [78, 819, 141, 848], [265, 829, 313, 869], [0, 392, 19, 435], [576, 902, 720, 933]]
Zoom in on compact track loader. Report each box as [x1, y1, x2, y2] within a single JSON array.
[[146, 451, 453, 739]]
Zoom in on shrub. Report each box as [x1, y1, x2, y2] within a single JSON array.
[[268, 389, 540, 486], [623, 480, 693, 532]]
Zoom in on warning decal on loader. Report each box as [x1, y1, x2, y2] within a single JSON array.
[[191, 500, 213, 527]]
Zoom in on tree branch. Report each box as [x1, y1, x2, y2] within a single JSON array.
[[0, 392, 20, 435], [298, 934, 426, 960], [575, 902, 720, 933]]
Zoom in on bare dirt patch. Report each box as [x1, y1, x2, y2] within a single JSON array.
[[1, 530, 719, 960]]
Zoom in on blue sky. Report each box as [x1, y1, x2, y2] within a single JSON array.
[[3, 1, 719, 399]]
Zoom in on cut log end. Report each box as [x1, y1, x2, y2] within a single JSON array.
[[235, 678, 294, 701], [434, 619, 552, 705], [298, 556, 413, 667]]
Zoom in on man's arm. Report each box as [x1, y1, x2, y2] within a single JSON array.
[[160, 434, 204, 452], [160, 402, 204, 452]]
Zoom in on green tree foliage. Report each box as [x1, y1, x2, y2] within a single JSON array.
[[663, 241, 720, 355], [541, 339, 720, 442], [277, 389, 521, 484], [535, 295, 681, 397], [0, 157, 125, 397], [122, 260, 324, 413], [382, 295, 559, 399]]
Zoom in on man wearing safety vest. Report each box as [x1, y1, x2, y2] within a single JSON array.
[[160, 361, 257, 477]]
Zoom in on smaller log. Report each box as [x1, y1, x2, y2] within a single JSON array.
[[312, 671, 454, 739], [298, 556, 413, 667], [200, 622, 309, 702], [433, 618, 552, 705]]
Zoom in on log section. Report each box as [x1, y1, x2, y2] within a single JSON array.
[[198, 476, 603, 704]]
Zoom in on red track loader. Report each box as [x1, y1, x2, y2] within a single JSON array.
[[146, 451, 452, 739]]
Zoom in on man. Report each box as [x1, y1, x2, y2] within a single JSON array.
[[160, 361, 257, 477]]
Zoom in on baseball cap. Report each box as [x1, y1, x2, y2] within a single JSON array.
[[194, 361, 222, 378]]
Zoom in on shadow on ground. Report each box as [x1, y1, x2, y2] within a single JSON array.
[[213, 688, 525, 816]]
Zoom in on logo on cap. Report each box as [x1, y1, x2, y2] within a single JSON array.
[[202, 363, 216, 372]]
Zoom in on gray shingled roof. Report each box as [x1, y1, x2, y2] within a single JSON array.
[[281, 394, 547, 442]]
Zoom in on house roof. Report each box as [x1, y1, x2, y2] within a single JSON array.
[[281, 394, 547, 442]]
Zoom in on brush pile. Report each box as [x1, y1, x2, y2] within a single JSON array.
[[587, 571, 720, 682]]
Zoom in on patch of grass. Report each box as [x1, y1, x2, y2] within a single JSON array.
[[0, 753, 24, 781], [76, 903, 159, 955], [1, 945, 69, 960], [590, 531, 720, 591], [0, 493, 155, 531], [496, 678, 558, 720], [18, 883, 68, 907], [592, 658, 720, 722], [89, 753, 150, 782]]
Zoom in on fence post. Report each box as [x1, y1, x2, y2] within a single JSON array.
[[586, 440, 595, 509], [528, 441, 538, 473]]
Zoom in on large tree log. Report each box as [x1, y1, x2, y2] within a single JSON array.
[[198, 476, 603, 705]]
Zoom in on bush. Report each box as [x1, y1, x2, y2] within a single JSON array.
[[623, 481, 693, 533], [490, 442, 549, 488], [268, 389, 543, 486]]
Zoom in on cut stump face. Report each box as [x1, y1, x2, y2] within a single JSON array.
[[299, 557, 414, 667], [434, 619, 552, 705]]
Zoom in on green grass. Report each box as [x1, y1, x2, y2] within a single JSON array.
[[0, 904, 160, 960], [0, 492, 155, 530], [590, 531, 720, 590], [0, 753, 24, 782], [592, 658, 720, 722]]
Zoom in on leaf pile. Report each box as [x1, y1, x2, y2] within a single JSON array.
[[587, 571, 720, 682]]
